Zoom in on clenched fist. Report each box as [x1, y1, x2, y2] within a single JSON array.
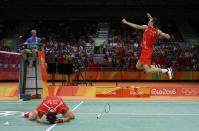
[[122, 19, 127, 24]]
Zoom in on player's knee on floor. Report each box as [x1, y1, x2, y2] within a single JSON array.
[[24, 112, 30, 118], [24, 112, 36, 120]]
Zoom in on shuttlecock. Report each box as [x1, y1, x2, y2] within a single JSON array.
[[4, 121, 9, 125], [96, 113, 102, 119]]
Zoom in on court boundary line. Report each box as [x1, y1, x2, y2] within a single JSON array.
[[46, 101, 84, 131], [0, 111, 22, 117], [0, 50, 21, 55], [75, 112, 199, 116]]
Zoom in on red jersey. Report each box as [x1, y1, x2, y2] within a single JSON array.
[[139, 25, 159, 65], [36, 96, 69, 116], [141, 25, 158, 49]]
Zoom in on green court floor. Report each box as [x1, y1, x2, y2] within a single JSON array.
[[1, 100, 199, 131]]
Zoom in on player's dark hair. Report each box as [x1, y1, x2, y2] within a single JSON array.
[[152, 17, 159, 28], [46, 112, 57, 124]]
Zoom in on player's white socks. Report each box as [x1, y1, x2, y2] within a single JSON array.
[[161, 69, 168, 73]]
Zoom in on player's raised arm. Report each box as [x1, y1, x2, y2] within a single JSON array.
[[122, 19, 147, 30], [158, 30, 171, 39], [147, 12, 153, 20]]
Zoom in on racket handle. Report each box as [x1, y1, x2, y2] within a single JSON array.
[[97, 113, 102, 119]]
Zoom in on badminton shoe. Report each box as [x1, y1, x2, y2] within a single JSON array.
[[167, 68, 173, 80]]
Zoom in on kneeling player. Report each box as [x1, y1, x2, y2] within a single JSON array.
[[24, 96, 75, 124]]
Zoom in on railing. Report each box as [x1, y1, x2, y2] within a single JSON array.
[[45, 67, 199, 81], [0, 50, 198, 81]]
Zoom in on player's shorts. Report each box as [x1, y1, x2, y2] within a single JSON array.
[[138, 48, 153, 65]]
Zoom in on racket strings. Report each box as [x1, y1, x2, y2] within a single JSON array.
[[97, 103, 110, 119], [104, 104, 110, 113]]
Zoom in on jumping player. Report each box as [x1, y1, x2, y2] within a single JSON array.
[[122, 13, 173, 79], [23, 96, 75, 124]]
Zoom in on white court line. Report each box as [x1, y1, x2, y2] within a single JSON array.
[[1, 100, 199, 105], [0, 111, 23, 117], [46, 124, 56, 131], [71, 101, 84, 111], [75, 112, 199, 116], [46, 101, 84, 131], [0, 50, 21, 55], [0, 111, 22, 113], [0, 114, 13, 117]]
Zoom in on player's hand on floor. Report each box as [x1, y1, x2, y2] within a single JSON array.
[[56, 118, 64, 123]]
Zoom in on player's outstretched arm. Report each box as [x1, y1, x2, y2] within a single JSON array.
[[36, 116, 49, 124], [158, 30, 171, 39], [122, 19, 147, 30], [56, 110, 75, 123]]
